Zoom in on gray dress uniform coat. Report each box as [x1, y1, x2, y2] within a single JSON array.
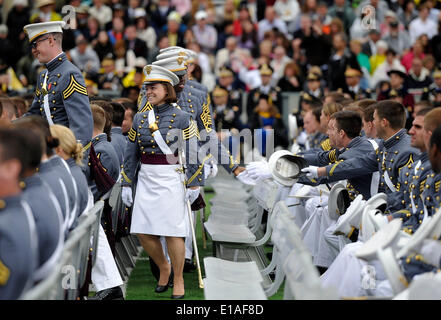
[[86, 133, 120, 202], [66, 158, 90, 230], [323, 129, 420, 196], [300, 135, 375, 199], [110, 127, 127, 167], [187, 78, 208, 94], [306, 132, 329, 152], [388, 152, 432, 215], [0, 195, 38, 299], [122, 103, 202, 188], [22, 174, 64, 282], [39, 156, 77, 237], [182, 84, 239, 174], [25, 52, 93, 146]]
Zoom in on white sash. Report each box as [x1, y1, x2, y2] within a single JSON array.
[[368, 139, 380, 196], [382, 152, 397, 192], [410, 160, 422, 214], [148, 109, 173, 154], [42, 72, 54, 125]]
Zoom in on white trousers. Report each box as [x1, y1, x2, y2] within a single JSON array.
[[91, 225, 123, 291]]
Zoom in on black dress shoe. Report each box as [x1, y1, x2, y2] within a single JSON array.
[[155, 271, 174, 293], [171, 294, 185, 299], [88, 287, 124, 300], [183, 259, 196, 272]]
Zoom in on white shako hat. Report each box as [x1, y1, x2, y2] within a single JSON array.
[[152, 56, 188, 76], [23, 21, 66, 43], [143, 65, 179, 86]]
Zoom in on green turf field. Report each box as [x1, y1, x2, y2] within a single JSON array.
[[125, 189, 285, 300]]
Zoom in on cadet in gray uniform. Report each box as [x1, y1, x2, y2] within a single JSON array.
[[300, 110, 375, 200], [14, 125, 64, 284], [302, 100, 420, 197], [87, 105, 120, 202], [0, 129, 38, 300], [50, 124, 91, 230], [23, 21, 93, 147], [121, 65, 202, 299]]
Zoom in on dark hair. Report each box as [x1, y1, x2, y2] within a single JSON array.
[[312, 107, 322, 123], [363, 105, 376, 122], [416, 107, 433, 117], [114, 98, 137, 114], [350, 98, 377, 110], [0, 128, 33, 176], [430, 125, 441, 150], [164, 83, 177, 104], [110, 101, 125, 126], [332, 110, 362, 139], [374, 100, 406, 129], [13, 116, 58, 157], [90, 100, 113, 142]]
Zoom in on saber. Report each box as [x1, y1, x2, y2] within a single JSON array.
[[178, 148, 204, 289], [200, 188, 207, 249]]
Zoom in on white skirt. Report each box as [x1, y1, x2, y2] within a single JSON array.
[[130, 164, 189, 237]]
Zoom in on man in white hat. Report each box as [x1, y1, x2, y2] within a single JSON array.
[[192, 10, 218, 54], [30, 0, 62, 23], [22, 21, 93, 147]]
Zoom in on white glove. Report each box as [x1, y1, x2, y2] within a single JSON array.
[[204, 163, 218, 179], [122, 186, 133, 207], [236, 171, 259, 185], [420, 239, 441, 267], [246, 161, 272, 180], [301, 166, 319, 179], [185, 187, 200, 204]]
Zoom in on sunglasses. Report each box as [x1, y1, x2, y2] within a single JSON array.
[[30, 36, 51, 49]]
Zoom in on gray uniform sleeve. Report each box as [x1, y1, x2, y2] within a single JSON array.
[[302, 148, 339, 167], [181, 115, 204, 187], [61, 70, 93, 145], [324, 149, 379, 182], [121, 114, 141, 187]]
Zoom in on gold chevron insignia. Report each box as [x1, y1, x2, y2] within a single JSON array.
[[0, 259, 10, 286], [200, 102, 212, 133], [183, 120, 200, 140], [138, 100, 153, 113], [63, 74, 88, 99], [128, 127, 137, 142]]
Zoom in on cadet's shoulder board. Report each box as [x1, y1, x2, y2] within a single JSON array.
[[0, 258, 10, 286], [138, 100, 153, 113], [321, 138, 331, 151], [82, 141, 92, 153], [200, 102, 213, 133], [63, 74, 88, 99], [183, 119, 200, 140], [128, 127, 137, 143]]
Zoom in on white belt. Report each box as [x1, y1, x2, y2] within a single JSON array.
[[42, 71, 54, 125], [410, 160, 421, 214], [368, 139, 380, 196], [382, 152, 397, 192]]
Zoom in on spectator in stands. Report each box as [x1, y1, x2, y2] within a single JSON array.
[[401, 39, 426, 72], [0, 58, 23, 95], [349, 38, 371, 75], [270, 45, 293, 84], [409, 2, 438, 45], [150, 0, 175, 35], [407, 57, 433, 93], [134, 8, 157, 52], [94, 31, 115, 62], [362, 29, 381, 57], [160, 11, 185, 49], [257, 6, 288, 42], [89, 0, 114, 29], [30, 0, 62, 23], [274, 0, 301, 33], [0, 128, 39, 300], [382, 18, 411, 56], [214, 36, 237, 76], [108, 16, 125, 46], [124, 24, 148, 59], [214, 0, 237, 33], [327, 0, 356, 34], [6, 0, 30, 65], [277, 62, 303, 92], [370, 48, 405, 89], [69, 35, 101, 74], [83, 16, 101, 47], [397, 0, 419, 29], [171, 0, 192, 24], [0, 25, 15, 69], [250, 93, 288, 154], [192, 10, 218, 54], [126, 0, 142, 24], [369, 40, 388, 75]]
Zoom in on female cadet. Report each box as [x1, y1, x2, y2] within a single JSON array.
[[121, 65, 201, 299], [50, 124, 91, 229]]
